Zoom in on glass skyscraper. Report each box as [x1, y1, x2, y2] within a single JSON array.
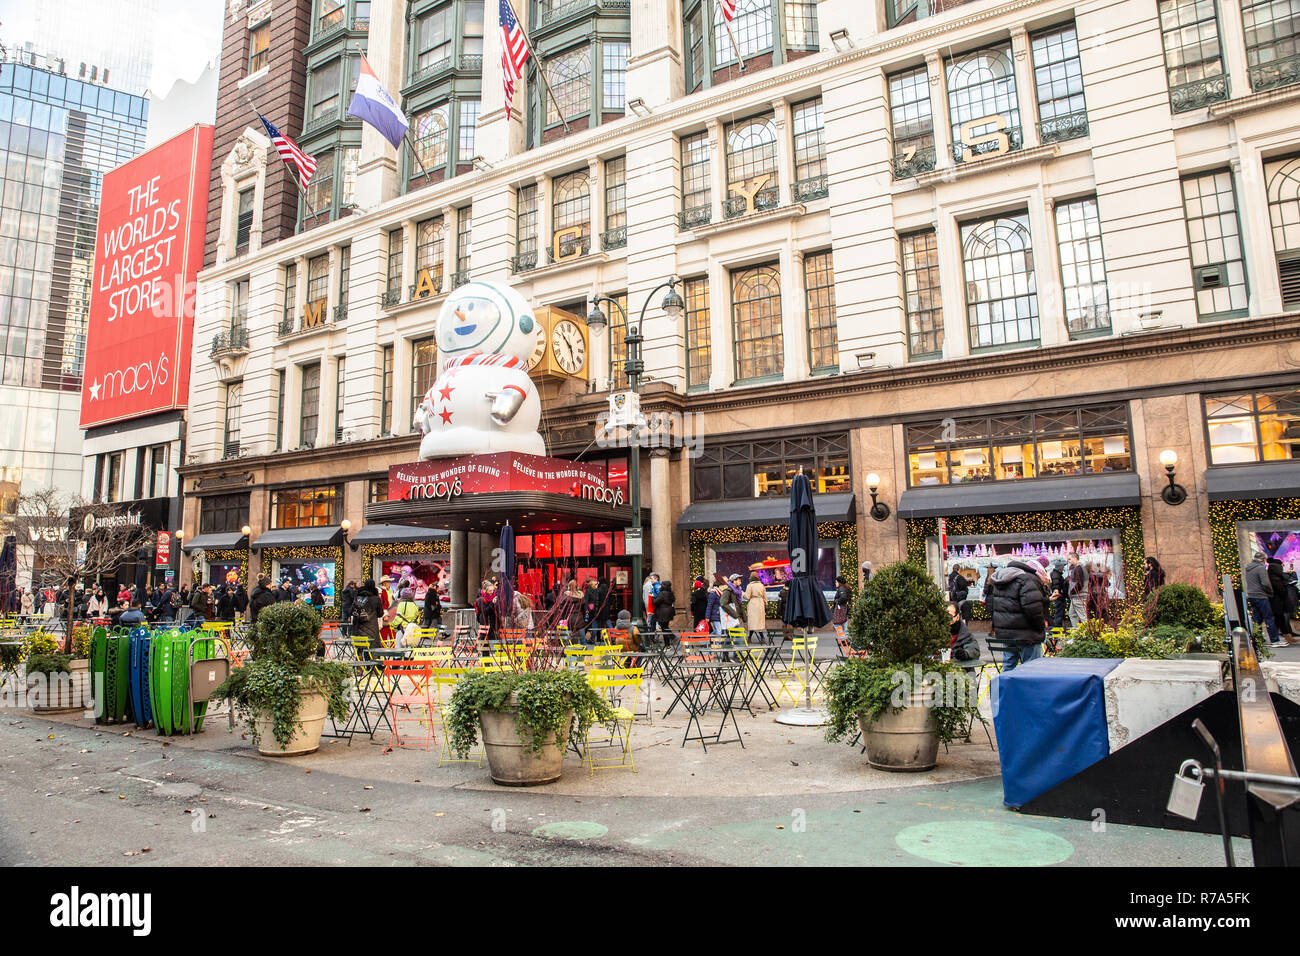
[[0, 57, 148, 505]]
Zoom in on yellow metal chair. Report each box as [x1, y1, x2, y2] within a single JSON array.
[[431, 666, 484, 767], [584, 667, 643, 775], [410, 645, 453, 665], [773, 634, 817, 705]]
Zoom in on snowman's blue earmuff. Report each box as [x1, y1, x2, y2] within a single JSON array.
[[519, 314, 534, 334]]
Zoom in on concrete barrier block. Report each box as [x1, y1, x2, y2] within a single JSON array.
[[1261, 661, 1300, 704], [1104, 658, 1224, 752]]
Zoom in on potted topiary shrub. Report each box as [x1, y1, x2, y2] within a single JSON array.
[[823, 561, 982, 771], [447, 670, 615, 786], [25, 650, 79, 713], [1151, 583, 1216, 631], [211, 602, 351, 756]]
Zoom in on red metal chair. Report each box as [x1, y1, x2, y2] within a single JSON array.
[[384, 661, 436, 751]]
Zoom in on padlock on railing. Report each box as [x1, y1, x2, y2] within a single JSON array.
[[1167, 759, 1206, 820]]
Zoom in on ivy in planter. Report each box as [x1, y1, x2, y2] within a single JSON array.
[[824, 561, 982, 746], [447, 669, 615, 759], [211, 602, 352, 750]]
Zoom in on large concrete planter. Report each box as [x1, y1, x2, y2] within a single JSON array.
[[479, 699, 573, 786], [860, 692, 940, 772], [29, 659, 89, 714], [254, 685, 329, 756]]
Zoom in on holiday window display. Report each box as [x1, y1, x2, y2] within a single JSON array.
[[208, 562, 241, 587], [413, 281, 546, 459], [275, 560, 336, 601], [945, 536, 1123, 604], [379, 558, 449, 603], [711, 543, 839, 601]]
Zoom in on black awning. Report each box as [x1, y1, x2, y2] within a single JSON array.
[[251, 527, 343, 549], [896, 473, 1141, 519], [350, 524, 451, 545], [1206, 462, 1300, 501], [676, 492, 856, 530], [182, 532, 247, 552]]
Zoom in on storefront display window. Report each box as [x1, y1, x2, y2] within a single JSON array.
[[708, 541, 838, 600], [274, 559, 336, 600], [1204, 387, 1300, 464], [379, 557, 448, 602], [944, 532, 1123, 604], [907, 403, 1131, 486], [270, 485, 339, 528], [208, 562, 241, 587], [693, 434, 850, 501]]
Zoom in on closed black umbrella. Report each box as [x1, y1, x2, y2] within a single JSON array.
[[783, 472, 830, 629], [496, 523, 515, 628]]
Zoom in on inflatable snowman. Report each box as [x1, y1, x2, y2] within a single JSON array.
[[413, 281, 546, 459]]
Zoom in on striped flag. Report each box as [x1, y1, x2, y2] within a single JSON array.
[[499, 0, 528, 112], [719, 0, 736, 21], [257, 112, 318, 191]]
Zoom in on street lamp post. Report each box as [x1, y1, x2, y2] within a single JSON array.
[[588, 279, 684, 625]]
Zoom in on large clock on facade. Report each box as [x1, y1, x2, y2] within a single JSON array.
[[528, 306, 590, 381], [551, 318, 586, 375]]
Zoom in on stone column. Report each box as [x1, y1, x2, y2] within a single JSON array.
[[707, 118, 725, 224], [708, 255, 730, 388], [627, 0, 685, 107], [590, 158, 605, 249], [401, 219, 417, 298], [442, 205, 458, 287], [936, 207, 969, 359], [783, 246, 809, 380], [1234, 150, 1284, 315], [1010, 27, 1040, 150], [450, 529, 469, 607], [1217, 0, 1252, 97], [926, 52, 953, 170], [293, 254, 308, 329], [1031, 189, 1065, 347], [393, 335, 413, 434], [476, 0, 525, 165], [649, 448, 672, 586], [536, 175, 552, 266], [326, 244, 341, 318], [772, 98, 793, 205]]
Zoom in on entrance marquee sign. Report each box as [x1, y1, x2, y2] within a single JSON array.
[[389, 452, 625, 509]]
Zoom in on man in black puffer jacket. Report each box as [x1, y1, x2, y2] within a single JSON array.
[[986, 560, 1047, 672], [248, 575, 277, 624]]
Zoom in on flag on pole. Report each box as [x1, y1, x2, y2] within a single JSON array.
[[257, 113, 317, 190], [347, 56, 410, 150], [499, 0, 528, 112], [719, 0, 736, 21]]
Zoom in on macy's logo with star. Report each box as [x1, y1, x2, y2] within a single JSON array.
[[86, 354, 170, 403]]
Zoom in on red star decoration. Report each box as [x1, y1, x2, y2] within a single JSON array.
[[439, 408, 453, 425], [570, 482, 581, 497], [438, 383, 454, 401]]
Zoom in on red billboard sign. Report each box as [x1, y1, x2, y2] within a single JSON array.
[[79, 125, 214, 428], [389, 453, 625, 507]]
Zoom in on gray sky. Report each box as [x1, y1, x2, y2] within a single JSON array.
[[0, 0, 223, 97]]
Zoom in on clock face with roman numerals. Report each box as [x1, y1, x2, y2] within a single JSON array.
[[551, 319, 586, 374], [527, 325, 547, 371]]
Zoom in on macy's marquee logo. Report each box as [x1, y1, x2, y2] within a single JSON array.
[[86, 353, 170, 403]]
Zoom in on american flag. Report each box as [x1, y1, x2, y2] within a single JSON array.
[[719, 0, 736, 21], [499, 0, 528, 112], [257, 113, 318, 191]]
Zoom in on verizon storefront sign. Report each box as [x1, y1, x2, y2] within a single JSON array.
[[79, 125, 214, 428], [389, 453, 625, 507]]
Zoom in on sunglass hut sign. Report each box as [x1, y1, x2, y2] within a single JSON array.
[[390, 452, 624, 507]]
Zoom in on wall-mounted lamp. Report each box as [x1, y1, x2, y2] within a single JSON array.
[[1158, 449, 1187, 505], [866, 472, 892, 521], [855, 351, 876, 368], [830, 28, 853, 52], [627, 97, 651, 117], [470, 155, 494, 172], [341, 518, 358, 551]]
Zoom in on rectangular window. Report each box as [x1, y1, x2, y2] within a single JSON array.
[[551, 171, 591, 259], [604, 156, 626, 247], [224, 380, 242, 457], [906, 403, 1131, 485], [692, 434, 851, 501], [231, 278, 249, 333], [680, 131, 711, 220], [235, 187, 254, 253], [731, 262, 783, 381], [684, 276, 711, 389], [516, 184, 538, 266], [200, 494, 251, 534], [413, 103, 449, 169], [411, 336, 438, 423], [685, 5, 705, 92], [463, 0, 484, 55], [1243, 0, 1300, 91], [414, 5, 452, 73], [458, 99, 480, 162], [961, 211, 1039, 350], [785, 1, 820, 51], [309, 58, 342, 121], [369, 478, 389, 503], [339, 147, 359, 207], [283, 263, 296, 328], [148, 444, 168, 498], [885, 0, 980, 28], [1181, 168, 1249, 319], [1031, 23, 1088, 141], [300, 362, 321, 447], [337, 245, 350, 315], [270, 485, 338, 529], [791, 97, 826, 187], [1265, 154, 1300, 310], [306, 254, 329, 319], [1158, 0, 1228, 110], [317, 0, 345, 34], [381, 345, 394, 433], [946, 44, 1021, 162], [456, 207, 471, 280], [334, 357, 346, 442], [275, 369, 285, 450], [1205, 388, 1300, 464], [547, 46, 592, 125], [602, 292, 629, 391], [716, 0, 773, 66], [804, 251, 837, 371], [1055, 196, 1111, 336], [901, 230, 943, 358], [105, 453, 123, 503], [889, 66, 935, 176], [305, 150, 334, 215], [248, 19, 270, 73], [386, 229, 403, 298], [602, 41, 629, 111], [415, 216, 445, 293]]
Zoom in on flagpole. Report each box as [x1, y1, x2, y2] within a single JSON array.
[[502, 0, 571, 133], [402, 128, 435, 184], [724, 21, 747, 73], [245, 95, 320, 222]]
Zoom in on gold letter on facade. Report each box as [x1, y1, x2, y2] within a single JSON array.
[[959, 115, 1010, 162], [729, 174, 772, 213], [413, 267, 436, 299], [302, 299, 325, 328], [552, 226, 585, 262]]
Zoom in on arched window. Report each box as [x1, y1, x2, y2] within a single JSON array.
[[546, 47, 592, 125], [946, 44, 1021, 161], [731, 263, 783, 381], [1266, 154, 1300, 310], [551, 171, 591, 260], [412, 104, 449, 168], [961, 212, 1039, 350]]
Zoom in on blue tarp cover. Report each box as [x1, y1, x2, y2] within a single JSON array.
[[992, 657, 1122, 808]]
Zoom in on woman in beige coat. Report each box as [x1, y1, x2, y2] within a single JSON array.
[[744, 572, 767, 633]]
